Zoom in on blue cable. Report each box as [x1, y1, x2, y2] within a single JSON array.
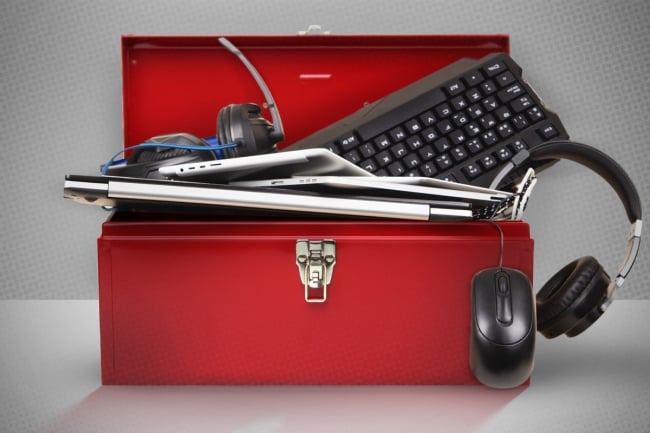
[[100, 140, 237, 175]]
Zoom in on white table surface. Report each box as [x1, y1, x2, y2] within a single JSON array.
[[1, 300, 649, 433]]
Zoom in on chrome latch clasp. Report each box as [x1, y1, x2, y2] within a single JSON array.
[[296, 239, 336, 303]]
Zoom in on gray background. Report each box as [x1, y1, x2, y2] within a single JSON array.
[[1, 0, 649, 300]]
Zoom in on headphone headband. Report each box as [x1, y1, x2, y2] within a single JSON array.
[[492, 141, 642, 222]]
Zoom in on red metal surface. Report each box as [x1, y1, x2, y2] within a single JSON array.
[[99, 216, 532, 385]]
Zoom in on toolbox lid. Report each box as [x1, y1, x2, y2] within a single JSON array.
[[121, 33, 509, 150]]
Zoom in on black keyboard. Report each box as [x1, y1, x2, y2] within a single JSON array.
[[284, 53, 569, 188]]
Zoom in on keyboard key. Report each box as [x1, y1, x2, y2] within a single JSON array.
[[406, 136, 424, 150], [445, 79, 466, 96], [495, 146, 513, 161], [479, 114, 497, 129], [435, 154, 453, 170], [511, 114, 529, 130], [527, 106, 545, 122], [482, 96, 499, 111], [483, 60, 507, 77], [449, 130, 467, 146], [494, 106, 512, 121], [418, 145, 436, 161], [481, 131, 498, 146], [390, 142, 408, 158], [343, 149, 361, 163], [480, 80, 497, 95], [389, 126, 407, 142], [387, 161, 406, 176], [435, 103, 453, 118], [420, 111, 437, 126], [433, 138, 452, 154], [452, 112, 469, 127], [375, 150, 393, 167], [511, 95, 534, 113], [495, 71, 516, 87], [463, 162, 483, 179], [466, 138, 483, 154], [537, 124, 559, 140], [465, 88, 483, 103], [479, 154, 498, 170], [497, 84, 524, 103], [450, 145, 469, 162], [465, 122, 481, 137], [421, 127, 438, 143], [360, 159, 378, 172], [496, 122, 515, 138], [405, 118, 422, 134], [420, 161, 437, 177], [374, 134, 391, 149], [436, 119, 454, 135], [450, 95, 468, 110], [463, 69, 484, 86], [403, 153, 421, 168], [338, 132, 359, 151], [359, 142, 377, 158], [467, 104, 485, 119], [509, 139, 528, 153]]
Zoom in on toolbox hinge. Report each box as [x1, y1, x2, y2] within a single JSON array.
[[298, 25, 331, 35], [296, 239, 336, 303]]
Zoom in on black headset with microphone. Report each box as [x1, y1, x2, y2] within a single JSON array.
[[490, 140, 642, 338], [216, 37, 284, 159]]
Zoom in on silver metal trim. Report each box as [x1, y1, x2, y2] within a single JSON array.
[[64, 180, 108, 193], [616, 222, 642, 281], [608, 220, 642, 299]]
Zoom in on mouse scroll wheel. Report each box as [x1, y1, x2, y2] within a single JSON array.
[[497, 275, 510, 295], [496, 275, 513, 325]]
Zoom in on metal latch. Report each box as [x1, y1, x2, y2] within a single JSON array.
[[296, 239, 336, 303]]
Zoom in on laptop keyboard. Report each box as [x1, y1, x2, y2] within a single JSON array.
[[284, 53, 569, 188]]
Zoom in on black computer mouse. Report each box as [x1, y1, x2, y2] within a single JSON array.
[[470, 267, 536, 388]]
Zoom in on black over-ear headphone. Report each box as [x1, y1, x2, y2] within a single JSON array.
[[216, 37, 284, 159], [105, 37, 283, 178], [490, 140, 643, 338]]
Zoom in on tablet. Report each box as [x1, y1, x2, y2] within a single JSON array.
[[158, 148, 373, 183]]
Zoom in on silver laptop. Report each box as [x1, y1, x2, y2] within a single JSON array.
[[64, 175, 479, 221], [158, 148, 373, 183]]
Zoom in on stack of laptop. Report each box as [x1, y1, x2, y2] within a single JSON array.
[[64, 148, 526, 221]]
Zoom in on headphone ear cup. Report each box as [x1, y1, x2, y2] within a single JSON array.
[[536, 256, 611, 339], [217, 103, 278, 159], [217, 104, 236, 156]]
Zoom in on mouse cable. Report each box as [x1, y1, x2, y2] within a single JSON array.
[[487, 220, 505, 271]]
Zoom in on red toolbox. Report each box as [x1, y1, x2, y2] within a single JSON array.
[[98, 33, 534, 385]]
